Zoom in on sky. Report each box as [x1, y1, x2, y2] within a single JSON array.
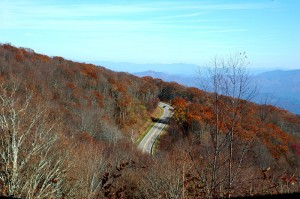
[[0, 0, 299, 72]]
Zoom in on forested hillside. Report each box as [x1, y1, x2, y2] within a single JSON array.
[[0, 44, 299, 198]]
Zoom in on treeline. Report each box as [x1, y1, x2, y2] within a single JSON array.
[[0, 44, 299, 198]]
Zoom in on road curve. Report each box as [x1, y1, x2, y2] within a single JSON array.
[[138, 102, 173, 154]]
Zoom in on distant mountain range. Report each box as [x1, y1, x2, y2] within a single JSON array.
[[90, 61, 283, 76], [91, 61, 199, 75], [133, 69, 300, 115], [90, 61, 299, 114], [133, 70, 197, 87], [252, 69, 300, 114]]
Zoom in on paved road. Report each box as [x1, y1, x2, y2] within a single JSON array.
[[138, 102, 173, 154]]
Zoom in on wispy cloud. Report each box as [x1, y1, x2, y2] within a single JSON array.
[[159, 12, 209, 19], [206, 29, 247, 33], [1, 0, 272, 24], [176, 2, 271, 11], [1, 0, 298, 67], [0, 1, 240, 34]]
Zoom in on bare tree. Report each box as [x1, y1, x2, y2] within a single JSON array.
[[0, 83, 67, 198], [199, 52, 256, 197]]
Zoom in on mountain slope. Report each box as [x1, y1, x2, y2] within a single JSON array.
[[253, 69, 300, 114], [0, 44, 161, 136], [0, 44, 161, 197], [0, 44, 299, 198]]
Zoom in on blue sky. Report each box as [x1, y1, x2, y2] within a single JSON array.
[[0, 0, 299, 70]]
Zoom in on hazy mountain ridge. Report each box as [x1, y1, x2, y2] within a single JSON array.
[[253, 69, 300, 114], [133, 69, 300, 114], [133, 70, 197, 87], [91, 61, 199, 75]]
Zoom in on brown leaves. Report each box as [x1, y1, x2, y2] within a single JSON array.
[[100, 161, 134, 198], [93, 91, 104, 107], [172, 97, 188, 124], [80, 64, 98, 79]]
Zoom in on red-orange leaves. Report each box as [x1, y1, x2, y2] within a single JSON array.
[[15, 53, 24, 62], [93, 91, 104, 107], [258, 123, 292, 158], [67, 82, 76, 89], [108, 78, 116, 84], [53, 56, 65, 63], [292, 144, 300, 156], [172, 97, 188, 124], [199, 105, 214, 124], [116, 82, 126, 93], [187, 103, 202, 124], [79, 131, 95, 143], [80, 64, 98, 79], [37, 54, 50, 62]]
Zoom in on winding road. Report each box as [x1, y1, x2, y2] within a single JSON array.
[[138, 102, 173, 154]]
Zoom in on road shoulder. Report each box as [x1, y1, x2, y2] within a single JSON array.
[[136, 105, 164, 145]]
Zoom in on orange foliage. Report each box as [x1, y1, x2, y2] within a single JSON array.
[[116, 82, 126, 92], [15, 53, 24, 62], [66, 82, 76, 89], [256, 123, 293, 158], [78, 131, 95, 143], [37, 54, 50, 62], [53, 56, 65, 62], [80, 64, 98, 79], [172, 97, 188, 121], [1, 44, 300, 197], [108, 78, 116, 84], [93, 91, 104, 107], [118, 94, 131, 108]]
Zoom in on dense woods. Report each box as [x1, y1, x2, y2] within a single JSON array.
[[0, 44, 299, 198]]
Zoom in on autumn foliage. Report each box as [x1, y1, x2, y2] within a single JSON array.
[[0, 44, 299, 198]]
